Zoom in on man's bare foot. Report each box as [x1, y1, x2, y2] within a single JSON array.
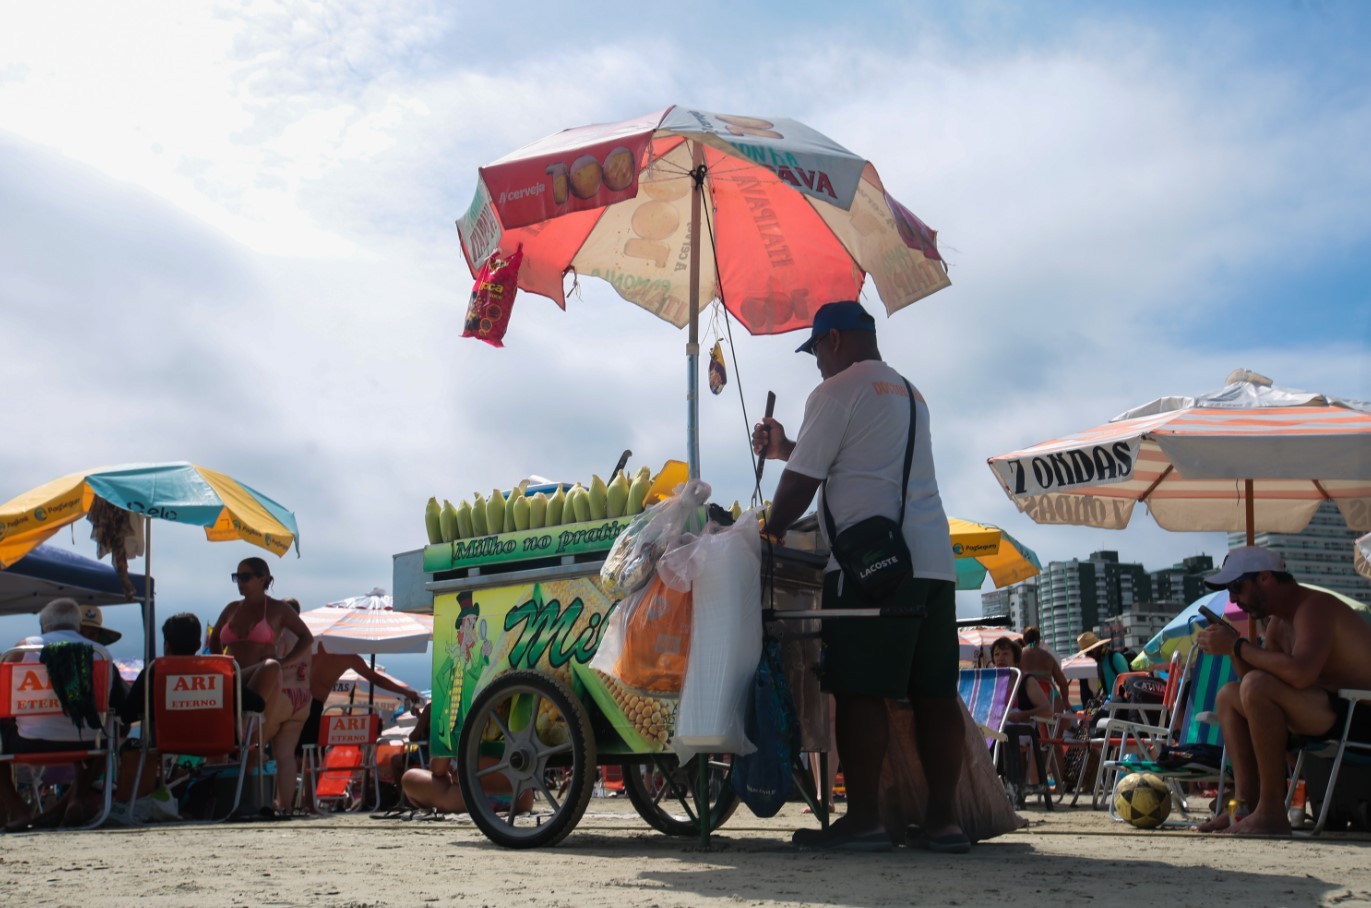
[[1193, 812, 1230, 833], [1220, 810, 1291, 837]]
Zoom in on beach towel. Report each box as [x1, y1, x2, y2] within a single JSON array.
[[40, 642, 102, 733]]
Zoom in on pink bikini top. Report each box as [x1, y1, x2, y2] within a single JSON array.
[[221, 610, 275, 646]]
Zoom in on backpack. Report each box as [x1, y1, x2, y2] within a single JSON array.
[[729, 640, 798, 818]]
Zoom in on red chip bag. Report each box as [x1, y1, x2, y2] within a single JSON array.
[[463, 245, 523, 347]]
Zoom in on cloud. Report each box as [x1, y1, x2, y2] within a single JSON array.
[[0, 0, 1367, 655]]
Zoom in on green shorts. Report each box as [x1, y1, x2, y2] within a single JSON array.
[[819, 571, 958, 700]]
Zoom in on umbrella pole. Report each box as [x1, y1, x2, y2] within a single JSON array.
[[1244, 479, 1255, 545], [368, 653, 376, 710], [686, 140, 704, 480], [143, 516, 155, 665]]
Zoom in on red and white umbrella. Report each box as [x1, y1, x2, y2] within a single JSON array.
[[987, 370, 1371, 542], [299, 587, 434, 655]]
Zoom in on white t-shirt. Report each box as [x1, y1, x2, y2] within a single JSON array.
[[785, 359, 956, 582], [15, 628, 108, 742]]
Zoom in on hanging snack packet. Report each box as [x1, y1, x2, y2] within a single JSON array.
[[708, 340, 727, 395], [463, 245, 524, 347]]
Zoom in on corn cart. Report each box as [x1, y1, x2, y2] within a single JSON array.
[[394, 489, 834, 849]]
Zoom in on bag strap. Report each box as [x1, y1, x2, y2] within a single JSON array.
[[821, 378, 917, 542]]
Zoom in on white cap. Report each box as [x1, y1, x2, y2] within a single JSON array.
[[1205, 545, 1286, 589]]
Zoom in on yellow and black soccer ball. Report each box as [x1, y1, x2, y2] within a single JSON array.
[[1114, 772, 1172, 829]]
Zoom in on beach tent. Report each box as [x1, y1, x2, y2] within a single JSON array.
[[0, 543, 148, 616]]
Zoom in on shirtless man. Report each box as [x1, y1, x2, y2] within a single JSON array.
[[1196, 545, 1371, 835], [1019, 626, 1070, 708]]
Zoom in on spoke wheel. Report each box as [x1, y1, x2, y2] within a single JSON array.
[[457, 671, 595, 849], [624, 753, 738, 837]]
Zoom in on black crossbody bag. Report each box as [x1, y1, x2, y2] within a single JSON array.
[[821, 379, 917, 602]]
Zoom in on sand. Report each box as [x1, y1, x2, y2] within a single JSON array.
[[2, 798, 1369, 907]]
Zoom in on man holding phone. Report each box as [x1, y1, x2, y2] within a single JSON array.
[[1196, 545, 1371, 835]]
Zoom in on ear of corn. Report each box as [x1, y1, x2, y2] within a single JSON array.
[[626, 473, 650, 515], [486, 488, 505, 535], [729, 500, 743, 521], [438, 499, 459, 542], [504, 488, 518, 532], [589, 669, 674, 750], [471, 493, 489, 536], [588, 474, 608, 520], [455, 499, 475, 539], [528, 492, 548, 529], [605, 471, 629, 518], [425, 497, 443, 544], [546, 485, 565, 526], [570, 483, 591, 523], [513, 494, 531, 531]]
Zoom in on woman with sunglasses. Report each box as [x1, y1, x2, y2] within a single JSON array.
[[210, 557, 314, 815]]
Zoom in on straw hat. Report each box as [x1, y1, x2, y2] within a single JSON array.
[[80, 605, 122, 645], [1075, 630, 1109, 655]]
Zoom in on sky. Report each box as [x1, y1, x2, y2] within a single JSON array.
[[2, 0, 1369, 689]]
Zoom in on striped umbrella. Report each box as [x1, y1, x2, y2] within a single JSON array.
[[986, 371, 1371, 543], [0, 462, 299, 664], [1356, 532, 1371, 580], [299, 587, 434, 655]]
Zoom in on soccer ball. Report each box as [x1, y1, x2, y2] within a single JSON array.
[[1114, 772, 1172, 829]]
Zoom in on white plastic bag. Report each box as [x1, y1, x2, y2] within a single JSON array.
[[661, 510, 763, 760], [599, 479, 712, 599]]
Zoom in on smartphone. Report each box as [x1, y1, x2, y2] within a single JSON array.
[[1197, 604, 1235, 631]]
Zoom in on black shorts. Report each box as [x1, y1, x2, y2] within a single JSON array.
[[1316, 690, 1371, 743], [298, 697, 326, 753]]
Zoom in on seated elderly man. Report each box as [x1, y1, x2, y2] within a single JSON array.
[[1, 598, 119, 830], [1196, 546, 1371, 835]]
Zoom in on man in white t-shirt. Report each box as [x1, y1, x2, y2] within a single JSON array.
[[753, 300, 966, 853], [1, 598, 114, 829]]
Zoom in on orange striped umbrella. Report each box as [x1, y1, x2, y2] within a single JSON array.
[[987, 370, 1371, 542], [299, 587, 434, 654]]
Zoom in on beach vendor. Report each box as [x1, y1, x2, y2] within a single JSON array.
[[1196, 545, 1371, 835], [752, 300, 965, 853]]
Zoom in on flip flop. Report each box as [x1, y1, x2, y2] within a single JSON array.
[[923, 831, 972, 854], [791, 825, 893, 852]]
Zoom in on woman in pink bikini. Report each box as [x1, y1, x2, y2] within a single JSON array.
[[210, 557, 314, 815]]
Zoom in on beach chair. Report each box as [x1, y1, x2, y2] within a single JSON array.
[[1285, 688, 1371, 835], [0, 643, 117, 830], [1091, 650, 1190, 807], [957, 667, 1021, 768], [305, 706, 382, 812], [1102, 649, 1235, 825], [132, 654, 265, 822]]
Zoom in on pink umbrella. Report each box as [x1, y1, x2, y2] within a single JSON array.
[[456, 106, 951, 477], [299, 587, 434, 655]]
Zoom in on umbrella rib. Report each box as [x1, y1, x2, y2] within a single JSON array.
[[1138, 464, 1173, 502], [1313, 479, 1332, 501]]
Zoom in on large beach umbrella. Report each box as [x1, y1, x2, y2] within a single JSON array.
[[948, 517, 1041, 590], [456, 106, 950, 477], [0, 462, 299, 663], [299, 587, 434, 655], [1356, 532, 1371, 581], [986, 370, 1371, 544]]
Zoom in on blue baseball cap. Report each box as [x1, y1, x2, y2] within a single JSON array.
[[795, 300, 877, 354]]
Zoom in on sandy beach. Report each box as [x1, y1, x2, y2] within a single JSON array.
[[2, 798, 1368, 907]]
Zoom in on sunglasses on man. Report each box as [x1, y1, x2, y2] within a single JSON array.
[[1226, 572, 1258, 594]]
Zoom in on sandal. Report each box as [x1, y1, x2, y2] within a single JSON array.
[[792, 818, 892, 852]]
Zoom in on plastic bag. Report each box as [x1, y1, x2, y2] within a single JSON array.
[[662, 510, 762, 761], [589, 575, 692, 694], [463, 245, 523, 347], [600, 479, 711, 599], [730, 640, 798, 817]]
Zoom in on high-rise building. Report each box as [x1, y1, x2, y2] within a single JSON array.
[[1229, 502, 1371, 605], [981, 578, 1039, 632], [1149, 555, 1215, 608]]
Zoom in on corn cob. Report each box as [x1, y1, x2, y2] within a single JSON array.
[[546, 485, 565, 526], [425, 497, 443, 544], [570, 483, 591, 523], [438, 499, 459, 542], [513, 494, 531, 531], [597, 671, 674, 747], [504, 488, 518, 533], [626, 471, 650, 515], [529, 491, 548, 529], [605, 471, 629, 518], [588, 474, 608, 520], [485, 488, 505, 535], [471, 493, 489, 536], [456, 499, 475, 539]]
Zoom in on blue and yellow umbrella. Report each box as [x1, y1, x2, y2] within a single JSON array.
[[0, 462, 299, 568], [949, 517, 1042, 590]]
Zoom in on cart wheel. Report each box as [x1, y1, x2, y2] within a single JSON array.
[[624, 753, 738, 837], [457, 671, 596, 849]]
